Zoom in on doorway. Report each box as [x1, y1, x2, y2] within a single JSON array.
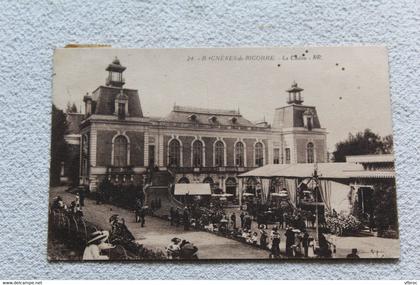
[[149, 145, 155, 167], [357, 186, 374, 216], [225, 177, 237, 198]]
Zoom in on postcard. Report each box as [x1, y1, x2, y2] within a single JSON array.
[[49, 46, 399, 260]]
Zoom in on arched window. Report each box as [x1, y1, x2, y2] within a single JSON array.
[[246, 177, 257, 194], [168, 139, 181, 167], [114, 136, 128, 167], [235, 141, 244, 167], [203, 176, 215, 191], [215, 141, 224, 167], [307, 142, 314, 163], [178, 177, 190, 184], [192, 140, 203, 167], [225, 177, 237, 197], [255, 142, 264, 167]]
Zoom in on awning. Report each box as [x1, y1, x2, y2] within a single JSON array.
[[174, 183, 212, 195], [345, 154, 394, 163], [344, 170, 395, 179], [238, 163, 365, 179]]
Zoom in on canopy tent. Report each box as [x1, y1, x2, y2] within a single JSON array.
[[238, 163, 364, 179], [174, 183, 212, 195], [238, 163, 368, 214]]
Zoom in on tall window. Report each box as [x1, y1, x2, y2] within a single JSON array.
[[192, 140, 203, 167], [235, 141, 244, 167], [307, 142, 314, 163], [215, 141, 224, 167], [81, 134, 89, 176], [285, 148, 291, 164], [118, 102, 126, 119], [168, 139, 181, 167], [273, 148, 280, 164], [255, 142, 264, 167], [307, 117, 313, 131], [114, 136, 128, 167]]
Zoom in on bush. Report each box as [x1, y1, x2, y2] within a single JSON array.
[[98, 179, 142, 210], [373, 183, 399, 236], [325, 212, 363, 236]]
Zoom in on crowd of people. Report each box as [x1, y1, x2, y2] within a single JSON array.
[[50, 192, 84, 220], [165, 198, 335, 258]]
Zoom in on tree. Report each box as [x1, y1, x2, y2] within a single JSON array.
[[66, 102, 78, 113], [382, 134, 393, 154], [332, 129, 393, 162], [373, 182, 399, 237], [50, 104, 68, 186]]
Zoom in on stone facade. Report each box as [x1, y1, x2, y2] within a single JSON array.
[[72, 59, 327, 196]]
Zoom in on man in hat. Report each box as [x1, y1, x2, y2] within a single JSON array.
[[169, 207, 174, 226], [78, 187, 85, 207], [302, 231, 310, 258], [285, 227, 295, 257], [259, 224, 268, 249], [270, 226, 281, 258], [346, 248, 360, 259], [139, 206, 146, 228], [183, 207, 190, 230], [230, 212, 237, 230], [83, 231, 114, 260], [174, 208, 180, 227], [240, 211, 245, 229]]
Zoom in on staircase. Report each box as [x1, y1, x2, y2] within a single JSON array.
[[144, 170, 184, 219], [150, 170, 173, 186]]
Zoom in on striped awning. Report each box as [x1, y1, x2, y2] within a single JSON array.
[[238, 163, 395, 180], [238, 163, 364, 179], [344, 170, 395, 179]]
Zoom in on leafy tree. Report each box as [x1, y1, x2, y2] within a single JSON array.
[[66, 147, 80, 187], [382, 134, 393, 154], [66, 102, 78, 113], [332, 129, 393, 162], [50, 104, 68, 186], [373, 182, 399, 238]]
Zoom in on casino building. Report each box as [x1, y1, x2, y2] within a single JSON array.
[[67, 57, 328, 197]]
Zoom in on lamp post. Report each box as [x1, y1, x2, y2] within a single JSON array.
[[313, 163, 319, 245]]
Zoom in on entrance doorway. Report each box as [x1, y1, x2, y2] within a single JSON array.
[[357, 186, 374, 216], [148, 145, 155, 166], [225, 177, 237, 198]]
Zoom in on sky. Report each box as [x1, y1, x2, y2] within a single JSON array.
[[52, 46, 394, 152]]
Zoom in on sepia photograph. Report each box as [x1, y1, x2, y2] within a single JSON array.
[[48, 46, 399, 261]]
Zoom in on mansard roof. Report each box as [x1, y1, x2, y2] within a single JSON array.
[[91, 86, 143, 117], [158, 105, 261, 128], [272, 104, 321, 129]]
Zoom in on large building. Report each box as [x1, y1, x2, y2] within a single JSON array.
[[70, 57, 327, 197]]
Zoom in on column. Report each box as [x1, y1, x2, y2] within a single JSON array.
[[158, 134, 164, 167], [144, 131, 149, 167], [222, 177, 226, 193], [89, 126, 97, 167], [238, 178, 243, 207]]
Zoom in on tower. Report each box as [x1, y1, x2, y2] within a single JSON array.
[[272, 81, 327, 164], [286, 81, 304, 104], [106, 57, 126, 87]]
